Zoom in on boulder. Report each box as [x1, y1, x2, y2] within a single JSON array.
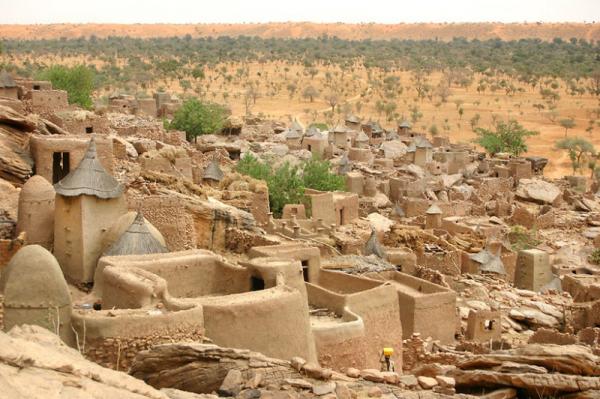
[[417, 376, 439, 389], [516, 179, 561, 204]]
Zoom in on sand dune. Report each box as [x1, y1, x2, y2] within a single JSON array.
[[2, 22, 599, 41]]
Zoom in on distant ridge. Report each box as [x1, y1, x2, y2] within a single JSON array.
[[1, 22, 599, 41]]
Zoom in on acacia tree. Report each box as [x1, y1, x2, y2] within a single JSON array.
[[555, 137, 596, 174], [324, 92, 339, 113], [302, 86, 319, 102], [474, 120, 538, 156], [559, 118, 576, 136]]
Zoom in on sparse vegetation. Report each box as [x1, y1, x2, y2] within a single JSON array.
[[555, 137, 596, 174]]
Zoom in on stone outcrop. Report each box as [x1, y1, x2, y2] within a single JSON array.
[[130, 343, 302, 394], [0, 324, 196, 399]]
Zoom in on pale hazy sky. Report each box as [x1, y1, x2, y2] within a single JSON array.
[[1, 0, 599, 24]]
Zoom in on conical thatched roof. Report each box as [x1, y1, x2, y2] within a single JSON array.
[[386, 131, 399, 141], [399, 120, 412, 129], [365, 229, 386, 258], [203, 158, 224, 181], [470, 249, 506, 275], [285, 128, 301, 139], [414, 136, 433, 148], [0, 70, 16, 89], [338, 153, 351, 175], [426, 204, 442, 215], [355, 131, 369, 142], [54, 136, 123, 199], [345, 114, 360, 124], [305, 126, 320, 137], [290, 119, 305, 133], [333, 124, 348, 133], [104, 212, 168, 257]]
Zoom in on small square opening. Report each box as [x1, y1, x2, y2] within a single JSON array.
[[85, 126, 94, 134], [251, 276, 265, 291]]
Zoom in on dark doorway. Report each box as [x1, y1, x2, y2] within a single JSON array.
[[33, 85, 41, 90], [52, 152, 70, 183], [301, 260, 309, 282], [85, 126, 94, 134], [251, 276, 265, 291], [339, 209, 344, 225]]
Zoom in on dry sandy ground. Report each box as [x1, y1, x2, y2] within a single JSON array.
[[1, 22, 599, 41]]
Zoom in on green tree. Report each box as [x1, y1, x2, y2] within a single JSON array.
[[37, 65, 95, 109], [168, 98, 226, 142], [474, 120, 538, 156], [302, 85, 319, 102], [302, 156, 346, 192], [236, 153, 270, 181], [268, 162, 305, 217], [559, 118, 576, 137], [555, 137, 596, 174]]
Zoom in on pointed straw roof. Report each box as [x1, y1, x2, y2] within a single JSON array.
[[54, 136, 123, 198], [338, 153, 351, 175], [426, 204, 442, 215], [203, 157, 224, 181], [104, 212, 168, 256], [355, 131, 369, 142], [365, 229, 386, 258]]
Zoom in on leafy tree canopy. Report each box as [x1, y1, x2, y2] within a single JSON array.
[[37, 65, 95, 109], [474, 120, 538, 156], [168, 98, 227, 142]]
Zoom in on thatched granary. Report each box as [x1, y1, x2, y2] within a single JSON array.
[[104, 212, 168, 257]]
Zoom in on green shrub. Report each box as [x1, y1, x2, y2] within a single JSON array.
[[236, 153, 270, 181], [302, 156, 346, 192], [37, 65, 95, 109], [588, 248, 600, 265], [236, 154, 345, 217], [508, 225, 540, 252]]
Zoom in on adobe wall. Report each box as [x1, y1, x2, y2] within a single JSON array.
[[53, 195, 84, 282], [306, 283, 368, 369], [55, 195, 127, 285], [71, 306, 205, 370], [198, 286, 318, 363], [61, 116, 110, 136], [129, 195, 196, 251], [366, 271, 456, 343], [0, 87, 18, 99], [30, 135, 115, 183], [27, 90, 68, 113], [310, 192, 336, 226], [315, 270, 403, 370], [249, 243, 321, 284], [95, 250, 249, 299]]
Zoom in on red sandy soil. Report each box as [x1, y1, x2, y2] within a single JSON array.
[[1, 22, 599, 41]]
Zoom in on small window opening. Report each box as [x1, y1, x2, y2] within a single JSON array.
[[52, 152, 70, 183], [251, 276, 265, 291], [301, 260, 309, 282]]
